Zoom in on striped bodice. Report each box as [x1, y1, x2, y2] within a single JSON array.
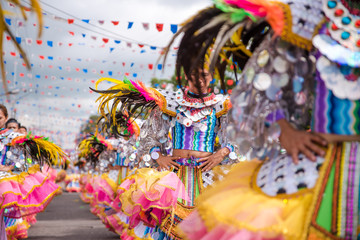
[[172, 109, 218, 153]]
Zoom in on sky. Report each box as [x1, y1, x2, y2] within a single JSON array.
[[1, 0, 212, 149]]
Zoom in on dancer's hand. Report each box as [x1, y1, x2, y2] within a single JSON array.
[[197, 148, 230, 172], [278, 119, 327, 164], [156, 155, 181, 171]]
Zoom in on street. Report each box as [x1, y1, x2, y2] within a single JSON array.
[[27, 192, 119, 240]]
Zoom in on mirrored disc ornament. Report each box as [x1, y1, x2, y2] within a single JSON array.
[[273, 56, 288, 73], [226, 125, 237, 141], [143, 154, 151, 162], [253, 73, 272, 91], [229, 152, 237, 160], [129, 154, 136, 161], [6, 151, 12, 158], [15, 162, 21, 168], [295, 92, 307, 105], [267, 123, 281, 141], [162, 114, 169, 121], [272, 73, 289, 88], [285, 46, 297, 63], [265, 85, 282, 101], [238, 140, 252, 155], [293, 76, 304, 93], [257, 50, 270, 67], [159, 137, 168, 144], [276, 39, 290, 55], [140, 131, 148, 138], [294, 57, 309, 76], [244, 67, 255, 84]]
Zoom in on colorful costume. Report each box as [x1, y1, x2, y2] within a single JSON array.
[[160, 0, 360, 239], [0, 129, 67, 240], [93, 77, 238, 239]]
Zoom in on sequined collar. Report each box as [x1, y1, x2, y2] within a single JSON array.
[[174, 89, 223, 108]]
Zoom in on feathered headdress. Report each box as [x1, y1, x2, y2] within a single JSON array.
[[77, 135, 113, 166], [11, 134, 68, 166], [162, 0, 284, 93], [91, 77, 163, 138]]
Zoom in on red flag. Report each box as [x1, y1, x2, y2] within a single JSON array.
[[68, 19, 74, 24], [69, 31, 74, 36], [6, 36, 10, 41], [36, 40, 42, 45], [10, 52, 16, 56], [102, 38, 109, 43], [111, 21, 119, 25], [142, 23, 149, 30], [156, 23, 164, 32], [148, 64, 153, 70], [138, 44, 144, 48], [39, 55, 44, 59]]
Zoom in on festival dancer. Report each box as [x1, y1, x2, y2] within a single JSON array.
[[0, 104, 67, 240], [93, 66, 238, 239], [77, 135, 113, 204], [160, 0, 360, 239]]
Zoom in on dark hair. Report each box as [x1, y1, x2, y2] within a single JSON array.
[[5, 118, 20, 128], [19, 125, 27, 131], [0, 104, 8, 118]]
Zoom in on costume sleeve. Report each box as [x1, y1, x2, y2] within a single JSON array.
[[136, 107, 172, 168], [217, 114, 239, 164]]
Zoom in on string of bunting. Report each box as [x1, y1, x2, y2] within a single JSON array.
[[4, 16, 179, 34]]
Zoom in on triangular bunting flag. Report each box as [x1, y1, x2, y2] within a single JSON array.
[[170, 24, 178, 34], [128, 22, 134, 29], [142, 23, 149, 30], [156, 23, 163, 32]]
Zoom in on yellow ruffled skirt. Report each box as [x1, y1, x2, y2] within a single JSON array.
[[178, 142, 360, 240]]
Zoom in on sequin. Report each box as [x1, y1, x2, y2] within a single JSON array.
[[245, 67, 255, 84], [293, 76, 304, 93], [272, 73, 289, 88], [257, 50, 270, 67], [273, 56, 288, 73], [341, 31, 350, 40], [294, 92, 307, 105], [327, 1, 337, 9], [253, 73, 272, 91], [341, 17, 351, 25]]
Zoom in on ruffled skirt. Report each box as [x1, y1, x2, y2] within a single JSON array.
[[178, 142, 360, 240], [0, 165, 60, 218]]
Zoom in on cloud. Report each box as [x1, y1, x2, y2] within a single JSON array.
[[2, 0, 212, 149]]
